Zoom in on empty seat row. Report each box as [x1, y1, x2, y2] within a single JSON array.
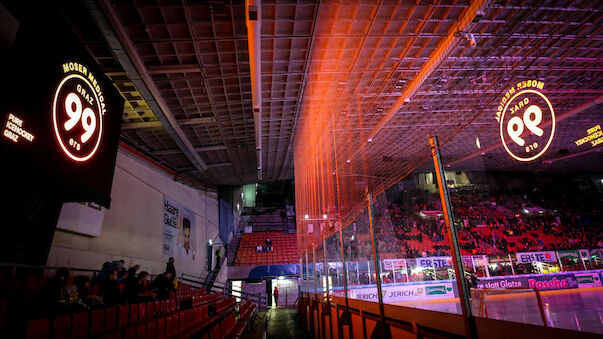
[[26, 298, 182, 339]]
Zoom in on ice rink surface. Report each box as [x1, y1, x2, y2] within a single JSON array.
[[392, 287, 603, 334]]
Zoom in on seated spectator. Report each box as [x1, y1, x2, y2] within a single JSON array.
[[151, 272, 175, 300], [125, 271, 155, 303], [99, 269, 122, 306], [256, 244, 262, 252], [41, 267, 82, 315]]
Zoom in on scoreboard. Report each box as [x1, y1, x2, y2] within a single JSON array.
[[0, 4, 124, 207]]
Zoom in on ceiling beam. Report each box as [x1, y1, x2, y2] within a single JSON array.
[[87, 0, 208, 171], [122, 121, 163, 129], [153, 145, 228, 156], [147, 64, 202, 74], [207, 162, 233, 168], [366, 0, 507, 144]]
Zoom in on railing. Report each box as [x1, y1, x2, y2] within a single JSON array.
[[0, 262, 101, 276], [299, 292, 599, 339], [228, 215, 249, 266]]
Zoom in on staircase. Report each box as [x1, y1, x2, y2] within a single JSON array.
[[204, 255, 226, 292]]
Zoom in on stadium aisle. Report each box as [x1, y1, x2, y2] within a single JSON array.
[[266, 307, 305, 339]]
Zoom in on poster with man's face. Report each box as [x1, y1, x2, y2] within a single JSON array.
[[163, 195, 196, 259]]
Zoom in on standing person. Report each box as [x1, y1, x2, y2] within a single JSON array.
[[215, 246, 222, 271], [273, 286, 279, 307], [166, 257, 176, 281]]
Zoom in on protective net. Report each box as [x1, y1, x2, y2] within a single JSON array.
[[294, 1, 603, 333]]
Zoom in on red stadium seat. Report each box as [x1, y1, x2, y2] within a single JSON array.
[[156, 318, 166, 339], [165, 315, 176, 339], [71, 311, 89, 339], [26, 318, 49, 339], [100, 332, 122, 339], [129, 304, 139, 324], [138, 303, 146, 321], [136, 323, 146, 339], [118, 304, 129, 328], [123, 326, 136, 339], [146, 320, 157, 339], [104, 306, 117, 332], [146, 301, 155, 319], [51, 315, 71, 339], [90, 309, 105, 336]]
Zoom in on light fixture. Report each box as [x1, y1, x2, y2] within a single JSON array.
[[476, 137, 481, 149]]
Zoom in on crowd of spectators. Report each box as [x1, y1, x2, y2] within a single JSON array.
[[36, 258, 179, 317], [335, 182, 603, 260]]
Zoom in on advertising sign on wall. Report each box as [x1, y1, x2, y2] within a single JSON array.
[[515, 251, 557, 264], [163, 195, 196, 259], [415, 257, 452, 268], [383, 259, 407, 270]]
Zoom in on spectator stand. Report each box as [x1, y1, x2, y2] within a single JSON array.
[[0, 262, 259, 338]]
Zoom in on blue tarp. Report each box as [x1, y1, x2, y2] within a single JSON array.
[[249, 264, 299, 280], [218, 186, 233, 244]]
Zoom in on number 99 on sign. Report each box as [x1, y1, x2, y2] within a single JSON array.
[[64, 92, 97, 144], [498, 88, 555, 162], [506, 105, 543, 148]]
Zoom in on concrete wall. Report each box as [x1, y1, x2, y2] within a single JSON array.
[[47, 148, 220, 278]]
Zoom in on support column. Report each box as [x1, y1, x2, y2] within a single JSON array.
[[367, 193, 390, 338], [429, 136, 476, 339]]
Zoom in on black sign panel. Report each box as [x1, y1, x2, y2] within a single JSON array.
[[0, 4, 124, 207]]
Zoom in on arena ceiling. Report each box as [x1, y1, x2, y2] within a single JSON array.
[[62, 0, 602, 187]]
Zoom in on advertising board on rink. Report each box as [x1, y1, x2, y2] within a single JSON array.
[[477, 273, 578, 290], [347, 282, 455, 303]]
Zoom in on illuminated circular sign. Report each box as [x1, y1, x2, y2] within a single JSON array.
[[53, 70, 103, 162], [497, 84, 555, 162]]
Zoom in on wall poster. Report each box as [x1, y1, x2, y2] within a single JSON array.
[[163, 195, 196, 259]]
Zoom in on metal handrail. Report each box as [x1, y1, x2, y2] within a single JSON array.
[[0, 262, 102, 276]]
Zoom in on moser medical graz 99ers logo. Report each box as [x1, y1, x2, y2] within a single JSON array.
[[495, 80, 555, 162], [53, 62, 107, 162]]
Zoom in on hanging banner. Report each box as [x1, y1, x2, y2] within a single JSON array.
[[515, 251, 557, 264], [163, 196, 196, 259]]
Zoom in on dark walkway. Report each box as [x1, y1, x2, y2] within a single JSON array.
[[265, 307, 305, 339]]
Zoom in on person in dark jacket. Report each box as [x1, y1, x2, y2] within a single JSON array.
[[99, 269, 122, 306], [151, 272, 174, 300], [125, 271, 155, 303], [166, 257, 176, 281]]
